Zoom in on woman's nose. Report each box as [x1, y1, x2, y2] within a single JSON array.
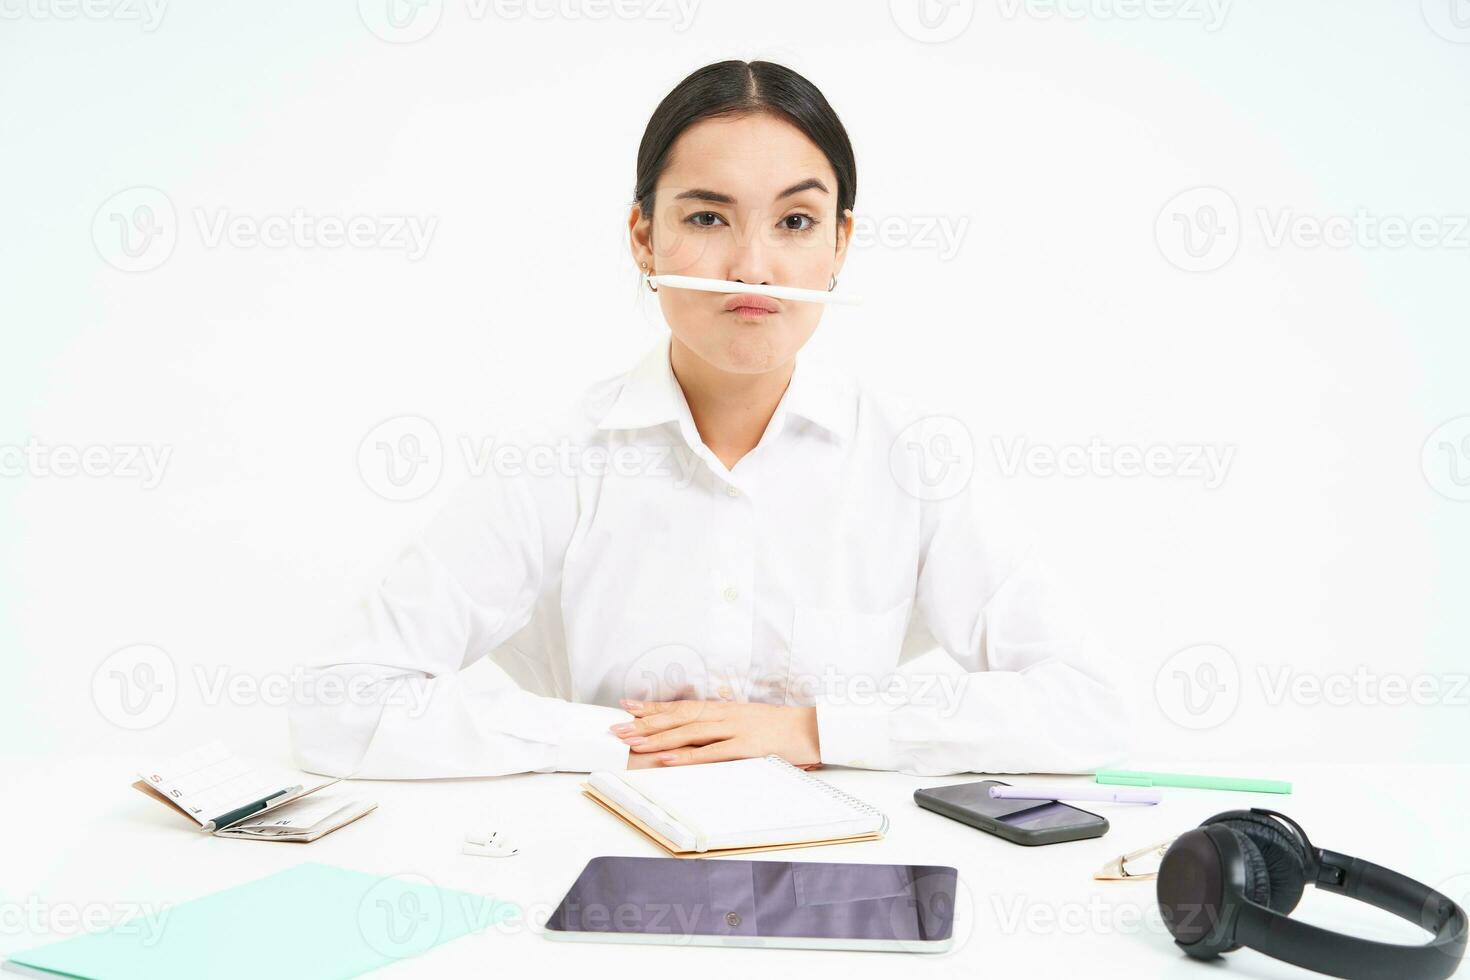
[[724, 246, 775, 287]]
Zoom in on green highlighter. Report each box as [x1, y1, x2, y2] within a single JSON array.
[[1096, 769, 1292, 794]]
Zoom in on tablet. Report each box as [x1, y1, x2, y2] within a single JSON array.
[[544, 855, 957, 952]]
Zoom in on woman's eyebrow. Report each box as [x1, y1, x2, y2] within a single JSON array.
[[672, 177, 830, 206]]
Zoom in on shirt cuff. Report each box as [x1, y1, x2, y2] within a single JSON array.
[[551, 702, 634, 773], [815, 699, 896, 770]]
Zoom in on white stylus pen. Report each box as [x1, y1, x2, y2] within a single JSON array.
[[988, 784, 1162, 805], [647, 274, 863, 306]]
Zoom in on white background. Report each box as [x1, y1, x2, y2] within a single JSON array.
[[3, 0, 1468, 774]]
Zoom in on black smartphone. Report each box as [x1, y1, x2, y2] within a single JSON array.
[[913, 779, 1109, 846]]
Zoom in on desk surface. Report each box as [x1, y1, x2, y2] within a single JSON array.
[[4, 756, 1466, 979]]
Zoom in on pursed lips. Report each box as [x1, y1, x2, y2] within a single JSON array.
[[724, 293, 781, 317]]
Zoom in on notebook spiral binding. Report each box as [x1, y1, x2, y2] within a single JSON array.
[[764, 755, 890, 835]]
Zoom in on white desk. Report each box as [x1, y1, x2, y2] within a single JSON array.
[[3, 756, 1465, 979]]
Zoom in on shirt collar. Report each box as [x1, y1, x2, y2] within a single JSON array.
[[595, 336, 856, 445]]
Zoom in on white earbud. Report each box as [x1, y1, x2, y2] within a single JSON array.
[[461, 837, 519, 858], [463, 805, 519, 857]]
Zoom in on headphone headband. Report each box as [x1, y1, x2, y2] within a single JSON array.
[[1234, 849, 1467, 980]]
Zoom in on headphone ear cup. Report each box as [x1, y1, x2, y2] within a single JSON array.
[[1205, 812, 1309, 914], [1229, 828, 1274, 911]]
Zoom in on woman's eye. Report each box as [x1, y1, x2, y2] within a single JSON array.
[[687, 212, 725, 228], [781, 213, 817, 233]]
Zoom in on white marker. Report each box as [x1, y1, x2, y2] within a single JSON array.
[[989, 784, 1161, 805], [647, 274, 862, 306]]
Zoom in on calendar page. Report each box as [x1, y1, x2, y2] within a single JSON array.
[[136, 741, 301, 827]]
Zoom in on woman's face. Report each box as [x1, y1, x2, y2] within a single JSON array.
[[631, 111, 852, 375]]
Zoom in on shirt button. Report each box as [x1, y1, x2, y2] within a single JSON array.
[[722, 586, 740, 602], [726, 485, 740, 497], [718, 685, 733, 699], [725, 911, 741, 927]]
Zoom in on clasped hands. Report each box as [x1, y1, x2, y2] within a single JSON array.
[[610, 698, 821, 770]]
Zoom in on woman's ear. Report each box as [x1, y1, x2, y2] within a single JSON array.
[[627, 203, 654, 273], [832, 207, 855, 276]]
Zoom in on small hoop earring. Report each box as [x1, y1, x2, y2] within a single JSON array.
[[642, 262, 658, 293], [827, 275, 837, 292]]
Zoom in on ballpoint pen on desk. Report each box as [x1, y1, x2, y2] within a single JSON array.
[[989, 784, 1161, 805], [1095, 769, 1292, 794], [202, 787, 298, 833]]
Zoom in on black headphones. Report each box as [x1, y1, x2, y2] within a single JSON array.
[[1156, 809, 1467, 979]]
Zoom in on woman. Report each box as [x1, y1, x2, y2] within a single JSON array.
[[289, 60, 1131, 779]]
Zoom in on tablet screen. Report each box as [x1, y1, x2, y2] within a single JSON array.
[[545, 856, 957, 952]]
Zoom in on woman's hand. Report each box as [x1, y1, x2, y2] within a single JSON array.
[[612, 699, 821, 768]]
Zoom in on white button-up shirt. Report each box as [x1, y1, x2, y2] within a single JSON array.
[[289, 338, 1132, 778]]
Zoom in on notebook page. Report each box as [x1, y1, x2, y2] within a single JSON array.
[[137, 741, 297, 826], [610, 757, 884, 851]]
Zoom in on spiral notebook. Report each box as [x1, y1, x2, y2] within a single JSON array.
[[583, 755, 887, 857]]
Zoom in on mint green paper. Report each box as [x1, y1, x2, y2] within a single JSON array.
[[7, 862, 514, 980]]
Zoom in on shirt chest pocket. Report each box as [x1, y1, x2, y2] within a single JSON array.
[[786, 600, 912, 706]]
